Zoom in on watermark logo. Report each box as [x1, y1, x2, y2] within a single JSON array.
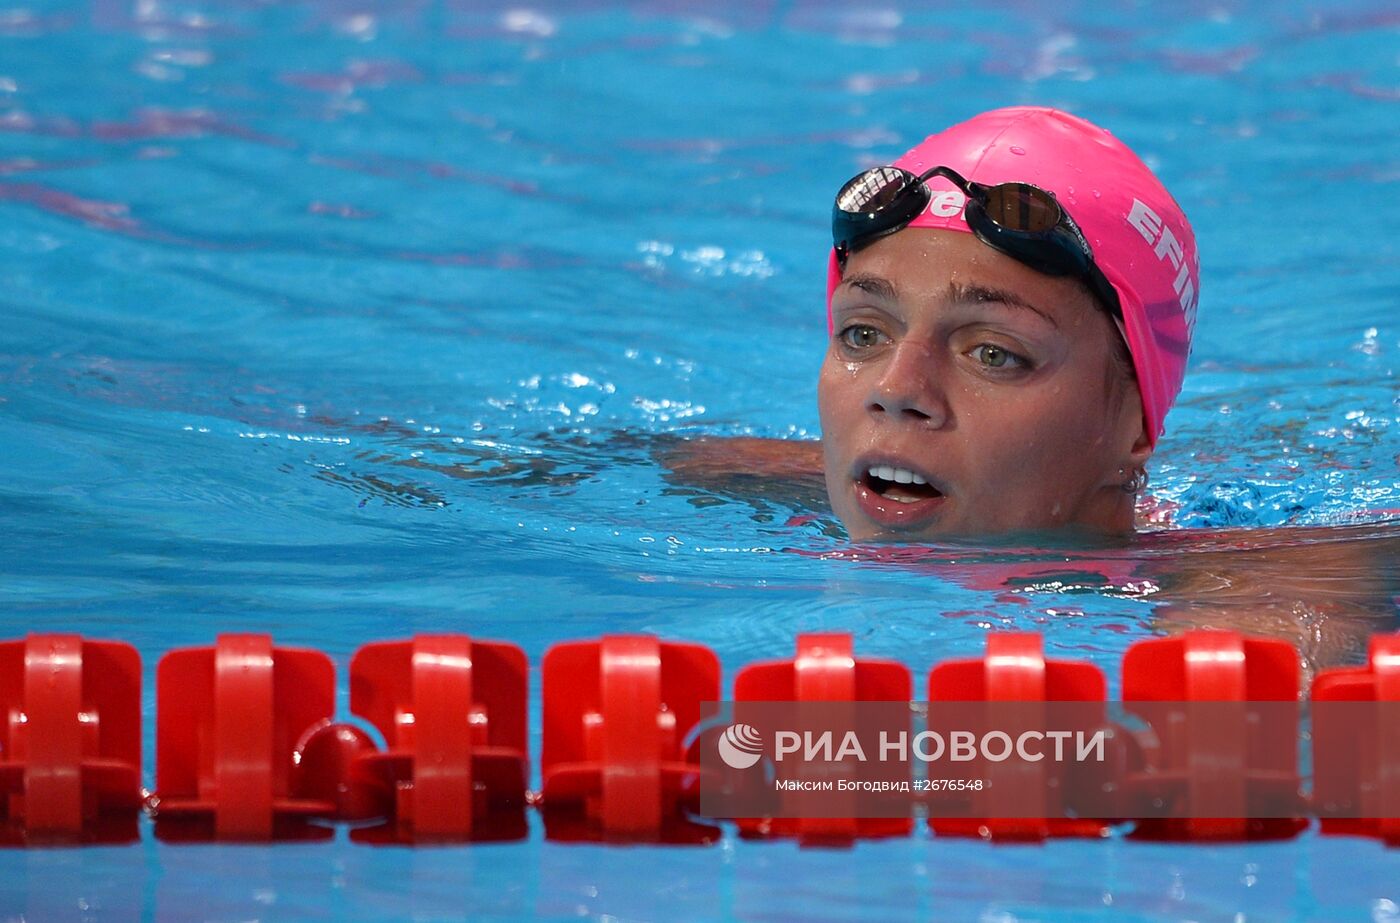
[[717, 723, 764, 769], [700, 701, 1331, 822]]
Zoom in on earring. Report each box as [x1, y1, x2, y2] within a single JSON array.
[[1120, 466, 1148, 494]]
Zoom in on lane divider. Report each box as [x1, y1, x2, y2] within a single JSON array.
[[1, 629, 1397, 846]]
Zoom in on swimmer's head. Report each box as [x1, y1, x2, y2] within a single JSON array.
[[819, 107, 1198, 540], [827, 106, 1198, 447]]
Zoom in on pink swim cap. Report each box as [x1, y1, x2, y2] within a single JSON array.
[[826, 106, 1198, 447]]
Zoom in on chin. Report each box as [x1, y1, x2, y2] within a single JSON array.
[[836, 516, 954, 544]]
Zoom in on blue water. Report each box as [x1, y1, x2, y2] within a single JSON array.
[[2, 1, 1399, 920]]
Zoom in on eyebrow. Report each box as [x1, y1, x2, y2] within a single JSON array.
[[839, 273, 898, 303], [837, 274, 1059, 329], [949, 282, 1059, 329]]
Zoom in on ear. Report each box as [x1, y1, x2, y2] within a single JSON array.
[[1109, 373, 1153, 476], [1123, 412, 1154, 470]]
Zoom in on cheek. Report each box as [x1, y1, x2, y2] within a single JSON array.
[[963, 383, 1106, 475], [817, 359, 864, 501], [817, 356, 855, 429], [1010, 381, 1120, 482]]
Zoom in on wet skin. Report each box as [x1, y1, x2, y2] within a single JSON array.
[[818, 228, 1150, 541]]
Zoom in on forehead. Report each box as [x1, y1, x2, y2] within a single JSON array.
[[836, 227, 1098, 321]]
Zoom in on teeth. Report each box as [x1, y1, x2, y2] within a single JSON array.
[[867, 465, 929, 486]]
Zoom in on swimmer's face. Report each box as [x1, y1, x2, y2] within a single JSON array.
[[818, 228, 1151, 541]]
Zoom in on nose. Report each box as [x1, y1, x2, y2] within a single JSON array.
[[867, 340, 951, 428]]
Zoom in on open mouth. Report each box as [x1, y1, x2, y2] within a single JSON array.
[[860, 464, 944, 504]]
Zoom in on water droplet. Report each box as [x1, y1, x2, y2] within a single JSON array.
[[1009, 145, 1026, 155]]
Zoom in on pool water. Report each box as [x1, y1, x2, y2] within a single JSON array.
[[2, 0, 1399, 920]]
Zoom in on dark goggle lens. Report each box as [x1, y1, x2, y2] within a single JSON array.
[[836, 166, 915, 215], [981, 182, 1061, 234]]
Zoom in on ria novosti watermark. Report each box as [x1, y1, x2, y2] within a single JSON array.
[[696, 700, 1400, 821], [716, 721, 1106, 769]]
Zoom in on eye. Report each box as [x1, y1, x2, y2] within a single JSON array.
[[968, 343, 1028, 369], [838, 324, 886, 350]]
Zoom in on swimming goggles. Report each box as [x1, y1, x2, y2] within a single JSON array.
[[831, 165, 1123, 320]]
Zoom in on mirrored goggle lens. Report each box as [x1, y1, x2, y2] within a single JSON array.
[[982, 182, 1061, 234], [835, 166, 915, 215]]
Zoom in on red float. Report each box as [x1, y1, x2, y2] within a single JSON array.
[[733, 632, 911, 842], [0, 634, 142, 845], [154, 634, 341, 840], [1312, 632, 1400, 843], [541, 634, 719, 843], [927, 631, 1109, 840], [1121, 629, 1306, 840], [347, 633, 529, 842]]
